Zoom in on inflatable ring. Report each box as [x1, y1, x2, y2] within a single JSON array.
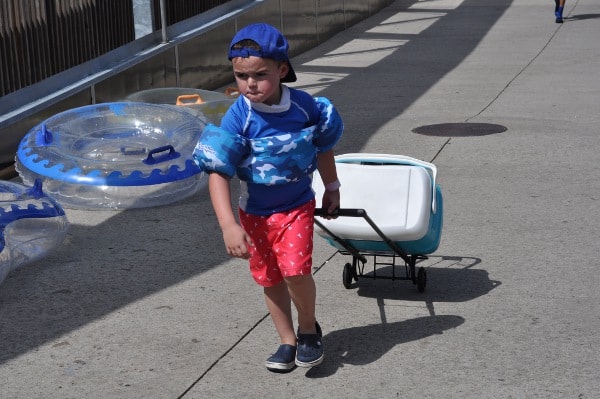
[[0, 179, 69, 286], [15, 102, 207, 209], [182, 99, 236, 125], [124, 88, 235, 125], [124, 87, 231, 104]]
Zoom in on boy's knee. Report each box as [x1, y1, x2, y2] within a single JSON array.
[[284, 274, 313, 284], [283, 274, 316, 293]]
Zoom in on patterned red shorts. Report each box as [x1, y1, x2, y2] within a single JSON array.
[[239, 199, 315, 287]]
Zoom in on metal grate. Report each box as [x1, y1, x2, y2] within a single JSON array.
[[412, 123, 508, 137], [0, 0, 135, 97]]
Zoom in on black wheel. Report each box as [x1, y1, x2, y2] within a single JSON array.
[[343, 263, 353, 289], [417, 267, 427, 292]]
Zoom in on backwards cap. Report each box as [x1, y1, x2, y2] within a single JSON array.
[[228, 23, 297, 83]]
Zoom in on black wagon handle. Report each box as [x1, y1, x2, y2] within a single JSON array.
[[314, 207, 410, 263]]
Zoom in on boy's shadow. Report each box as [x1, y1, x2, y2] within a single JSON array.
[[304, 255, 497, 377], [306, 315, 465, 378]]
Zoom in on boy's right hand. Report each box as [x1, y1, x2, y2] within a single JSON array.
[[221, 223, 253, 259]]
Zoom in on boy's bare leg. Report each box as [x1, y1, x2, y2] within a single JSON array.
[[285, 275, 317, 334], [264, 282, 297, 346]]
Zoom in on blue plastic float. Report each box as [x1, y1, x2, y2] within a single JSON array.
[[15, 102, 207, 209], [0, 179, 69, 286]]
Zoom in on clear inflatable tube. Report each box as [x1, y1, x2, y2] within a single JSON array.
[[125, 88, 236, 125], [0, 179, 69, 286], [124, 87, 230, 104], [182, 99, 236, 125], [15, 102, 208, 209]]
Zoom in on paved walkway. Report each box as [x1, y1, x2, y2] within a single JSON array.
[[1, 0, 599, 397]]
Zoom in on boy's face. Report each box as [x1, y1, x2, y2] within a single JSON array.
[[231, 56, 290, 106]]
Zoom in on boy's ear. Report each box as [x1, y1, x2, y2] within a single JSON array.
[[279, 62, 290, 79]]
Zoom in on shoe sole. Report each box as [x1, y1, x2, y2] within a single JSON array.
[[295, 353, 324, 368], [265, 360, 296, 372]]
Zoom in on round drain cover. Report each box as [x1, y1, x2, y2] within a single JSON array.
[[412, 123, 507, 137]]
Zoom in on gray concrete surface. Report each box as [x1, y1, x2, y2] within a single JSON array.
[[2, 0, 599, 397]]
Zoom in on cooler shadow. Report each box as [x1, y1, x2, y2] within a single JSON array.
[[354, 255, 500, 304], [324, 254, 499, 316]]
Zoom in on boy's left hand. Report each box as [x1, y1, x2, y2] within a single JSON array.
[[321, 189, 340, 219]]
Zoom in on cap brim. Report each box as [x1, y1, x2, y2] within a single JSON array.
[[281, 62, 297, 83]]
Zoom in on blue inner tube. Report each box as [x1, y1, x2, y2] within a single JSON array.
[[0, 179, 65, 252], [16, 102, 205, 187], [0, 179, 68, 284]]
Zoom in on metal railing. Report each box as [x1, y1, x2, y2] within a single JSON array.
[[0, 0, 230, 97]]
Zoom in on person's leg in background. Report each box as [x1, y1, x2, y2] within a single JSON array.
[[555, 0, 566, 23]]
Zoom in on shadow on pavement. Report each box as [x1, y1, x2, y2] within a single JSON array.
[[305, 314, 465, 378], [353, 255, 500, 304], [296, 0, 514, 154], [566, 13, 600, 21], [0, 191, 224, 365], [304, 254, 494, 377]]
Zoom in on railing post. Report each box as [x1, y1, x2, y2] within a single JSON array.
[[159, 0, 168, 43]]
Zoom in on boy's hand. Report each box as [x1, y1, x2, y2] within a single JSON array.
[[321, 189, 340, 219], [221, 223, 253, 259]]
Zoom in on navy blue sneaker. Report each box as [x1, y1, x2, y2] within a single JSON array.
[[295, 322, 324, 367], [265, 344, 296, 372]]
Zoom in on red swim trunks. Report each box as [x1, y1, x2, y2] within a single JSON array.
[[239, 199, 315, 287]]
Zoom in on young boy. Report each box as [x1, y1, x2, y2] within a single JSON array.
[[193, 23, 343, 372]]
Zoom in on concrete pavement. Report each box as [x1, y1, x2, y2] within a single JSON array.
[[1, 0, 599, 397]]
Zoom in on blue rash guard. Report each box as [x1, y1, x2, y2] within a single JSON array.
[[193, 85, 343, 216]]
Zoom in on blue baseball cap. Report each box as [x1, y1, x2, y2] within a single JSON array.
[[228, 23, 297, 83]]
